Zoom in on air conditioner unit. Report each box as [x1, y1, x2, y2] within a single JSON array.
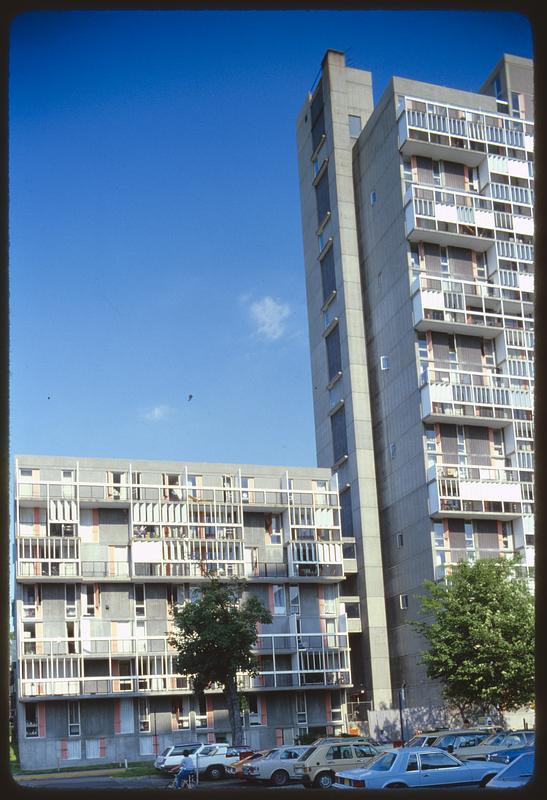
[[242, 492, 249, 502]]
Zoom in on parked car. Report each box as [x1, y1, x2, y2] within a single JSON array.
[[294, 740, 383, 788], [226, 750, 272, 778], [154, 743, 203, 771], [456, 730, 535, 761], [332, 747, 504, 789], [244, 745, 308, 786], [157, 743, 254, 780], [485, 751, 534, 789], [311, 736, 383, 747], [431, 729, 492, 753], [486, 745, 534, 765]]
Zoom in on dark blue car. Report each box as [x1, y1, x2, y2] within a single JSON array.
[[486, 745, 534, 765]]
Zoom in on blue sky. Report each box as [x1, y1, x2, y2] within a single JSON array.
[[9, 9, 533, 468]]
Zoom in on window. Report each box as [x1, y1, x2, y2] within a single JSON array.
[[139, 698, 150, 732], [25, 703, 39, 737], [68, 701, 80, 736], [265, 513, 282, 545], [315, 167, 330, 224], [83, 585, 96, 617], [22, 584, 40, 618], [512, 92, 522, 118], [406, 754, 419, 771], [434, 522, 445, 548], [400, 594, 409, 610], [326, 745, 353, 760], [331, 406, 348, 463], [419, 752, 459, 770], [348, 114, 362, 138], [380, 356, 390, 370], [432, 161, 441, 187], [247, 695, 262, 726], [273, 585, 286, 615], [370, 191, 377, 206], [339, 488, 353, 537], [397, 533, 404, 548], [289, 585, 300, 615], [296, 692, 307, 725], [389, 443, 397, 459], [135, 585, 145, 618], [440, 247, 449, 273], [331, 690, 343, 723], [312, 158, 320, 177], [320, 246, 336, 303], [325, 324, 342, 381], [493, 75, 503, 100], [323, 583, 337, 615]]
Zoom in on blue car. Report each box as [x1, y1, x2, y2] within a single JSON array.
[[485, 751, 534, 789], [486, 745, 534, 765], [333, 747, 504, 789]]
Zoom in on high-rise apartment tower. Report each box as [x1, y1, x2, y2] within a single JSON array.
[[296, 51, 534, 708]]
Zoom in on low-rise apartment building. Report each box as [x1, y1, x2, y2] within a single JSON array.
[[13, 455, 360, 770]]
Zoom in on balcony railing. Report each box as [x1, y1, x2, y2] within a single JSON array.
[[428, 462, 523, 518], [133, 562, 245, 578], [399, 99, 532, 152], [81, 561, 130, 578]]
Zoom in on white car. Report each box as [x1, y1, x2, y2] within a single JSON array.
[[244, 745, 309, 786], [155, 743, 254, 780]]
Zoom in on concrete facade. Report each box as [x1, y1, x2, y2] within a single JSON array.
[[14, 455, 359, 770], [297, 52, 534, 708]]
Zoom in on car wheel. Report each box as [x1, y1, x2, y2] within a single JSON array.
[[314, 771, 334, 789], [271, 770, 290, 787], [206, 765, 225, 780], [480, 774, 496, 787]]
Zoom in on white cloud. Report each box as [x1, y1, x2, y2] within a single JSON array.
[[249, 296, 290, 341], [142, 404, 171, 422]]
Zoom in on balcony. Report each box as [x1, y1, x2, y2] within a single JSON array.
[[404, 185, 495, 250], [288, 541, 344, 580], [81, 561, 130, 579], [411, 274, 508, 337], [398, 99, 532, 165], [340, 597, 362, 633], [133, 561, 246, 579], [428, 463, 523, 519], [420, 366, 533, 427]]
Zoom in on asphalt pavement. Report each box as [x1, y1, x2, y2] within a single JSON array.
[[14, 774, 305, 791]]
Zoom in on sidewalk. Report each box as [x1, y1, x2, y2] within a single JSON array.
[[14, 767, 127, 781]]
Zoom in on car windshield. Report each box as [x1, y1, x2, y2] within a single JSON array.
[[367, 752, 397, 772], [298, 747, 317, 761], [524, 732, 535, 744], [498, 753, 534, 779], [264, 749, 282, 760], [161, 748, 171, 757]]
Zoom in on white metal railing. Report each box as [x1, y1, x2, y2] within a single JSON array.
[[422, 364, 533, 397], [430, 463, 520, 484], [401, 98, 532, 150], [18, 628, 351, 698]]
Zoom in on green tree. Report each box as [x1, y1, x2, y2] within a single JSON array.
[[169, 577, 272, 745], [412, 558, 534, 720]]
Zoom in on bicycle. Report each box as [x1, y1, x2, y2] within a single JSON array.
[[166, 770, 197, 790]]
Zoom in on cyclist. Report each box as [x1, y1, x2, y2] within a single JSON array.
[[174, 750, 196, 790]]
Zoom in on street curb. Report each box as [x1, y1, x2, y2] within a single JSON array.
[[14, 768, 130, 781]]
